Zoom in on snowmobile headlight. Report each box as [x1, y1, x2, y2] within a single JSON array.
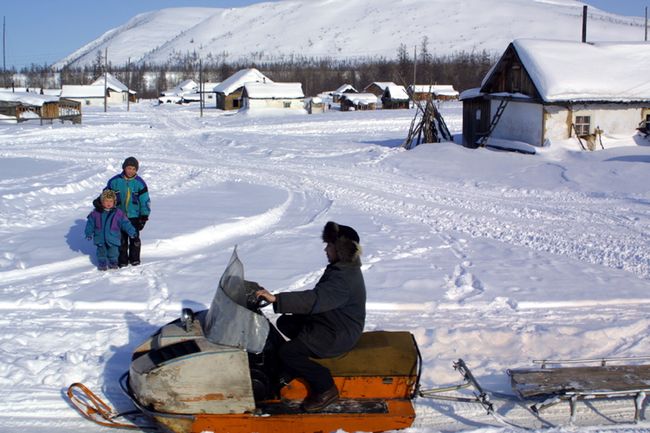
[[181, 308, 195, 332]]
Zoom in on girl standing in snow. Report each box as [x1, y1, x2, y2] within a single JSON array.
[[85, 190, 137, 271]]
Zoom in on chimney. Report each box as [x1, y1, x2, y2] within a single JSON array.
[[582, 5, 588, 43]]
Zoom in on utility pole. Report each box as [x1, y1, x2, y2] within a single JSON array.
[[199, 58, 203, 118], [2, 16, 6, 87], [126, 57, 131, 112], [412, 45, 417, 89], [103, 48, 108, 113], [582, 5, 588, 43], [645, 7, 648, 42]]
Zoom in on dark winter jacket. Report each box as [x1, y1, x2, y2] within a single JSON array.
[[274, 260, 366, 358], [106, 173, 151, 219], [85, 205, 137, 247]]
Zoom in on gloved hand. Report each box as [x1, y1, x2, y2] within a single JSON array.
[[137, 216, 148, 231]]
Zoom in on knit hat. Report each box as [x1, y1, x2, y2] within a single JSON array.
[[122, 156, 139, 170], [100, 189, 117, 202], [322, 221, 361, 264]]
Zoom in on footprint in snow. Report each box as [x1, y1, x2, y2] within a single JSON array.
[[444, 265, 484, 302]]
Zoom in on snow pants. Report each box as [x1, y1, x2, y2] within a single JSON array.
[[96, 243, 119, 267], [275, 314, 335, 395], [119, 218, 141, 266]]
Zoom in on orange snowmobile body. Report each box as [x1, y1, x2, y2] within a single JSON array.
[[127, 327, 419, 433], [125, 249, 420, 433]]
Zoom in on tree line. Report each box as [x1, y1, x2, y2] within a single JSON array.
[[1, 43, 495, 99]]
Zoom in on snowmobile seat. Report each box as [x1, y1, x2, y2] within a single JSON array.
[[314, 331, 418, 377]]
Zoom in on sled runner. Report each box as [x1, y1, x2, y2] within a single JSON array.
[[509, 357, 650, 423]]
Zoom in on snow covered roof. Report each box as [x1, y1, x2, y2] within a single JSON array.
[[214, 68, 273, 95], [459, 87, 483, 100], [410, 84, 459, 97], [243, 82, 304, 99], [365, 82, 396, 91], [61, 85, 106, 98], [341, 93, 378, 104], [489, 39, 650, 103], [0, 91, 59, 107], [384, 85, 409, 100], [91, 73, 134, 94], [333, 84, 357, 95]]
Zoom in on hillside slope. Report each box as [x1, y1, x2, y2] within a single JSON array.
[[54, 0, 645, 68]]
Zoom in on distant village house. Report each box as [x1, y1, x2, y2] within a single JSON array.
[[61, 73, 135, 107], [331, 84, 358, 103], [381, 85, 410, 109], [0, 91, 81, 124], [363, 82, 397, 97], [241, 82, 305, 110], [409, 84, 459, 101], [214, 68, 272, 110], [339, 93, 378, 111]]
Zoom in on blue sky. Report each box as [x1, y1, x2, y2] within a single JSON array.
[[0, 0, 647, 70]]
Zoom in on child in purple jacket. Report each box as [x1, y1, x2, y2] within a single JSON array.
[[85, 190, 137, 271]]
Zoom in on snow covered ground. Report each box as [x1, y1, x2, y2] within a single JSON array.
[[0, 101, 649, 433]]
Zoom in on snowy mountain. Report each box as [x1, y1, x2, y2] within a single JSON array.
[[54, 0, 646, 69]]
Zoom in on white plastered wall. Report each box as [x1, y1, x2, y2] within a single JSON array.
[[491, 100, 544, 146], [245, 98, 305, 110]]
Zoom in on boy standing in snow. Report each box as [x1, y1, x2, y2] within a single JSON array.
[[105, 157, 151, 267], [85, 190, 137, 271]]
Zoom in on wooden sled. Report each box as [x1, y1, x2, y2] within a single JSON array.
[[508, 357, 650, 423]]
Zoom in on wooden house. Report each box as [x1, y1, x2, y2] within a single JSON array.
[[331, 84, 358, 103], [409, 84, 459, 101], [0, 91, 81, 124], [363, 82, 396, 97], [339, 93, 378, 111], [462, 39, 650, 150], [241, 82, 305, 110], [214, 68, 272, 110], [381, 85, 410, 109]]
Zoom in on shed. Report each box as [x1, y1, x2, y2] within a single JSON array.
[[463, 39, 650, 149], [214, 68, 272, 110]]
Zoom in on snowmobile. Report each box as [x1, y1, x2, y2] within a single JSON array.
[[67, 248, 650, 432], [69, 247, 421, 433]]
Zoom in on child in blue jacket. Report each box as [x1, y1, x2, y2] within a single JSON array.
[[85, 190, 137, 271], [105, 156, 151, 267]]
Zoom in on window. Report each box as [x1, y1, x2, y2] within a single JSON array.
[[233, 99, 240, 108], [575, 115, 591, 136]]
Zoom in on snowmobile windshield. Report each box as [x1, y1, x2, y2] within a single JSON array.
[[203, 247, 270, 354]]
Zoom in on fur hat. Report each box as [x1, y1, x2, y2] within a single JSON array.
[[322, 221, 361, 264], [122, 156, 139, 170], [100, 189, 116, 202]]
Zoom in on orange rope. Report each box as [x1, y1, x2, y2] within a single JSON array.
[[66, 382, 145, 430]]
